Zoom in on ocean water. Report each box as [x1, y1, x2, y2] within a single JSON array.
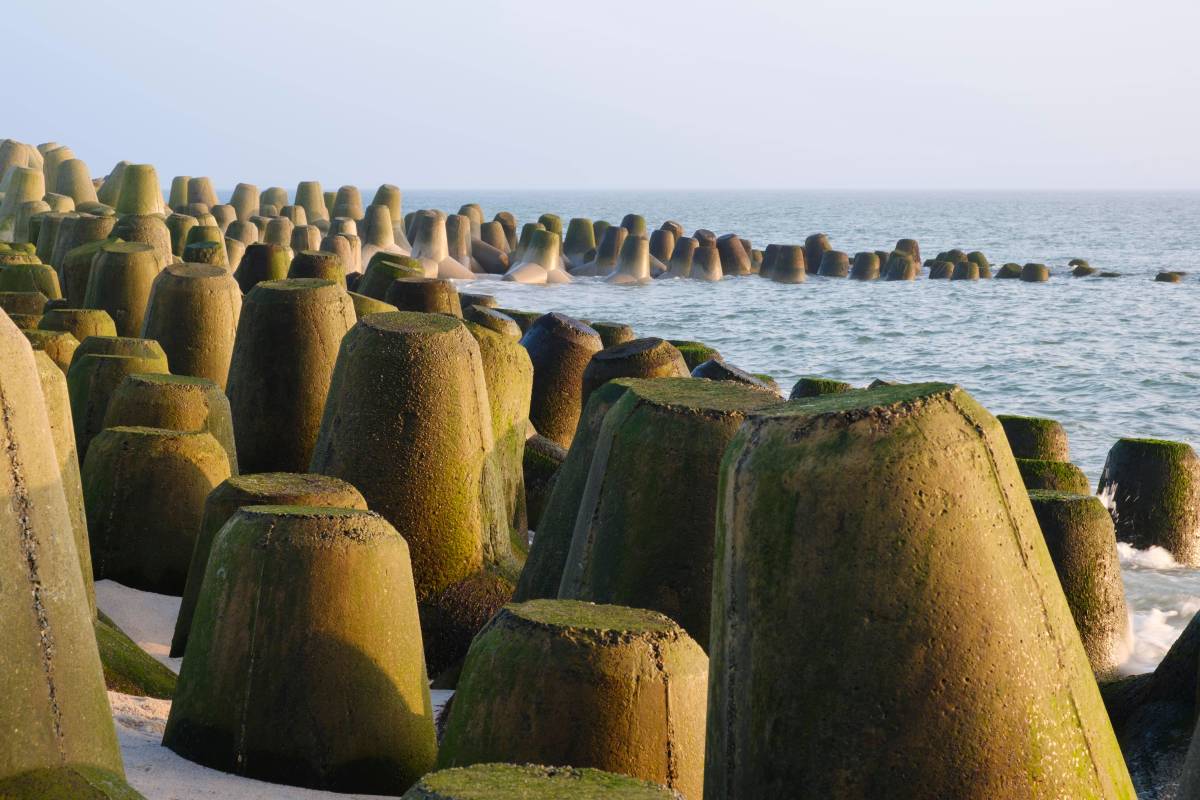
[[250, 187, 1200, 675]]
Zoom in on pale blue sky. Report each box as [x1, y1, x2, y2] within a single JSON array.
[[8, 0, 1198, 190]]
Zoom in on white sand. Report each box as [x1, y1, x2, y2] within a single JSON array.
[[97, 580, 452, 800]]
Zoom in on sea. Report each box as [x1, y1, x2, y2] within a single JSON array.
[[252, 188, 1200, 676]]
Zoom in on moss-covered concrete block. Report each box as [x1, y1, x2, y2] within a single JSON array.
[[438, 600, 706, 799], [164, 506, 436, 793], [707, 382, 1134, 798]]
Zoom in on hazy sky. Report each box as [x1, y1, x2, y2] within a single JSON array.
[[8, 0, 1199, 190]]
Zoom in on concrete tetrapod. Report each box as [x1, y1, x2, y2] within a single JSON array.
[[464, 306, 520, 339], [558, 378, 781, 649], [420, 570, 515, 684], [884, 252, 919, 280], [1097, 438, 1200, 564], [226, 279, 355, 473], [521, 312, 603, 448], [83, 241, 159, 336], [564, 217, 596, 268], [705, 382, 1135, 799], [358, 252, 424, 299], [766, 245, 806, 283], [605, 234, 652, 285], [465, 320, 534, 579], [310, 312, 492, 601], [849, 251, 880, 280], [49, 212, 114, 272], [514, 380, 636, 601], [524, 433, 565, 533], [998, 414, 1071, 460], [141, 263, 242, 389], [789, 375, 853, 399], [691, 358, 780, 394], [662, 236, 697, 279], [1017, 458, 1092, 494], [504, 229, 561, 285], [385, 277, 464, 317], [102, 373, 238, 475], [109, 214, 172, 270], [287, 249, 346, 286], [401, 764, 684, 799], [232, 243, 289, 293], [579, 338, 689, 406], [668, 340, 720, 371], [0, 314, 125, 787], [573, 225, 624, 277], [817, 250, 850, 277], [579, 321, 632, 349], [163, 507, 437, 793], [690, 245, 723, 282], [32, 350, 94, 615], [349, 292, 398, 318], [803, 233, 831, 275], [39, 307, 116, 343], [25, 328, 79, 373], [83, 426, 231, 594], [438, 600, 706, 800], [1028, 490, 1131, 679], [66, 336, 169, 460], [169, 473, 367, 657]]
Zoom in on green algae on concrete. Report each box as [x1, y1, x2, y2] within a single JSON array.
[[419, 569, 514, 683], [0, 260, 62, 299], [348, 291, 398, 318], [666, 339, 720, 371], [310, 312, 491, 601], [1097, 437, 1200, 564], [463, 306, 520, 339], [524, 433, 565, 533], [102, 373, 238, 475], [494, 308, 541, 333], [438, 600, 706, 800], [0, 765, 145, 799], [170, 472, 367, 657], [358, 253, 424, 299], [163, 506, 436, 794], [589, 320, 636, 348], [998, 414, 1072, 460], [386, 277, 464, 317], [1028, 491, 1131, 680], [401, 763, 684, 799], [226, 279, 356, 473], [39, 307, 116, 343], [883, 251, 918, 280], [0, 290, 48, 317], [691, 358, 780, 395], [24, 328, 78, 373], [1017, 458, 1092, 494], [788, 375, 853, 399], [522, 313, 603, 448], [514, 380, 635, 601], [580, 338, 689, 406], [141, 263, 242, 389], [83, 426, 232, 595], [95, 611, 176, 700], [32, 350, 94, 615], [557, 378, 782, 649], [83, 241, 158, 336], [232, 243, 290, 293], [66, 337, 169, 460], [465, 320, 535, 578], [706, 382, 1135, 799], [0, 315, 124, 785]]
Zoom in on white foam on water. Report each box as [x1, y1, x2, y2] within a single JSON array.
[[1117, 544, 1200, 676]]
